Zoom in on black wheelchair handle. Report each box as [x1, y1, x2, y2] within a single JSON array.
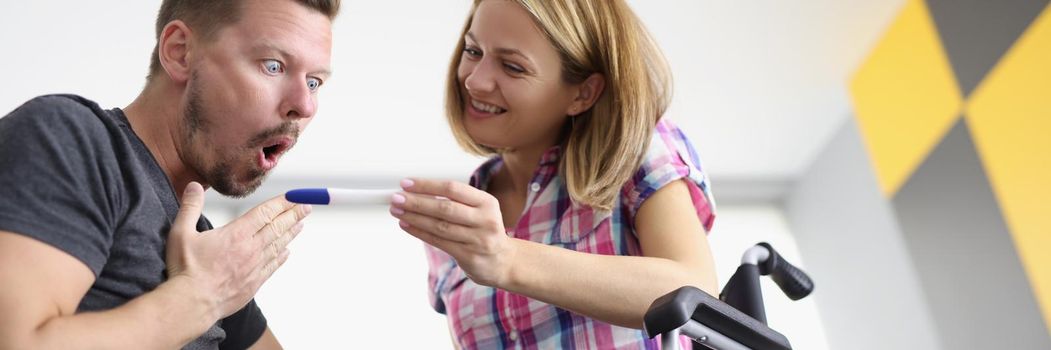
[[756, 242, 814, 301], [645, 286, 794, 350]]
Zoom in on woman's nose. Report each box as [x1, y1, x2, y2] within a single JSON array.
[[464, 61, 497, 93]]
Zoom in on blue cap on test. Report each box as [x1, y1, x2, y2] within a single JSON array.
[[285, 188, 331, 205]]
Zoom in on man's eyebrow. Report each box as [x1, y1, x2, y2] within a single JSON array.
[[465, 32, 536, 67], [253, 42, 293, 60], [315, 68, 332, 79], [252, 42, 331, 78]]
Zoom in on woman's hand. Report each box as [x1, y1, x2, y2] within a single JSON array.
[[390, 178, 515, 287]]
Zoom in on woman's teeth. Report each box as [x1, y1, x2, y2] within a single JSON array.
[[472, 99, 505, 114]]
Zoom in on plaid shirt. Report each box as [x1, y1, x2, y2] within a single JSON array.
[[425, 119, 716, 349]]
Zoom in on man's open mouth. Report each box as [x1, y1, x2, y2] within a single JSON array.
[[258, 137, 294, 171]]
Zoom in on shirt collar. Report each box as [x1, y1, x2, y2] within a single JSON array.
[[538, 145, 561, 167], [469, 145, 562, 191]]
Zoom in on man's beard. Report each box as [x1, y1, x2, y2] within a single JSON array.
[[182, 77, 296, 198]]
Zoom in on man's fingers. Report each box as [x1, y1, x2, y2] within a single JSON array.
[[277, 222, 304, 248], [259, 248, 291, 280], [239, 195, 301, 232], [259, 222, 304, 253], [254, 203, 311, 244], [255, 219, 306, 278], [253, 221, 303, 270], [173, 182, 206, 233], [248, 219, 305, 285]]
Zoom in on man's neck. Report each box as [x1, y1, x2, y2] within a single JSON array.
[[123, 82, 205, 201]]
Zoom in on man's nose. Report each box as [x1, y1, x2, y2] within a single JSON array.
[[280, 79, 316, 120]]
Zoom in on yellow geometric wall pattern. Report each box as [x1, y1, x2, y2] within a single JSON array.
[[851, 0, 1051, 335], [850, 0, 962, 198], [966, 3, 1051, 335]]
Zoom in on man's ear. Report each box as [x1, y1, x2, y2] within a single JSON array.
[[566, 73, 605, 117], [157, 20, 194, 84]]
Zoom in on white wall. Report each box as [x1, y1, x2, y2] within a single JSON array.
[[0, 0, 904, 180]]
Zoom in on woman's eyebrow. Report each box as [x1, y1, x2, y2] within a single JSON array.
[[466, 32, 536, 67]]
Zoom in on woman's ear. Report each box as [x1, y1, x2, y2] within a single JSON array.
[[566, 73, 605, 116], [157, 20, 194, 84]]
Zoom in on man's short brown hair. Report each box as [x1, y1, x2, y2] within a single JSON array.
[[147, 0, 340, 80]]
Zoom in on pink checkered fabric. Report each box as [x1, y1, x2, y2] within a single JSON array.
[[425, 118, 715, 349]]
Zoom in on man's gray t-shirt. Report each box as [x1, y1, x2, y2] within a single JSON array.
[[0, 95, 266, 349]]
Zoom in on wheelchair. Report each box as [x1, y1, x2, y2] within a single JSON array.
[[644, 243, 815, 350]]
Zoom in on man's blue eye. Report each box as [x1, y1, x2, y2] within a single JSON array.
[[307, 78, 321, 92], [264, 60, 283, 74]]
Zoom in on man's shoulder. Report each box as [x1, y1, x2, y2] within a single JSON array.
[[2, 94, 111, 131]]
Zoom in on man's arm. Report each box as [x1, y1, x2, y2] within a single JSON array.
[[0, 183, 310, 349], [247, 327, 282, 350], [0, 231, 214, 349]]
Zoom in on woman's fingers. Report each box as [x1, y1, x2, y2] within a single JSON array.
[[393, 191, 477, 227], [400, 178, 491, 208], [398, 219, 464, 255], [393, 207, 475, 244]]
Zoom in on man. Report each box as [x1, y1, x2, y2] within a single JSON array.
[[0, 0, 339, 348]]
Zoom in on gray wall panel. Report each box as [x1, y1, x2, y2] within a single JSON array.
[[786, 117, 942, 350], [892, 119, 1051, 349], [925, 0, 1049, 96]]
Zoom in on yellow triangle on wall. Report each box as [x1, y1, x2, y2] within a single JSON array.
[[849, 0, 963, 198], [966, 3, 1051, 335]]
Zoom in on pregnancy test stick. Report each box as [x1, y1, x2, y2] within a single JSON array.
[[285, 188, 399, 206]]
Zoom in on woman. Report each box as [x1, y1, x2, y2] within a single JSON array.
[[389, 0, 717, 348]]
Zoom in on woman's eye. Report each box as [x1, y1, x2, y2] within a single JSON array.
[[504, 63, 525, 74], [263, 59, 284, 74], [307, 77, 322, 92], [463, 47, 482, 58]]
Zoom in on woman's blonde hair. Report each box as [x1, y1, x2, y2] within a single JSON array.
[[445, 0, 672, 210]]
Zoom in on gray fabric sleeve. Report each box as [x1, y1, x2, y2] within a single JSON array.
[[0, 95, 121, 276]]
